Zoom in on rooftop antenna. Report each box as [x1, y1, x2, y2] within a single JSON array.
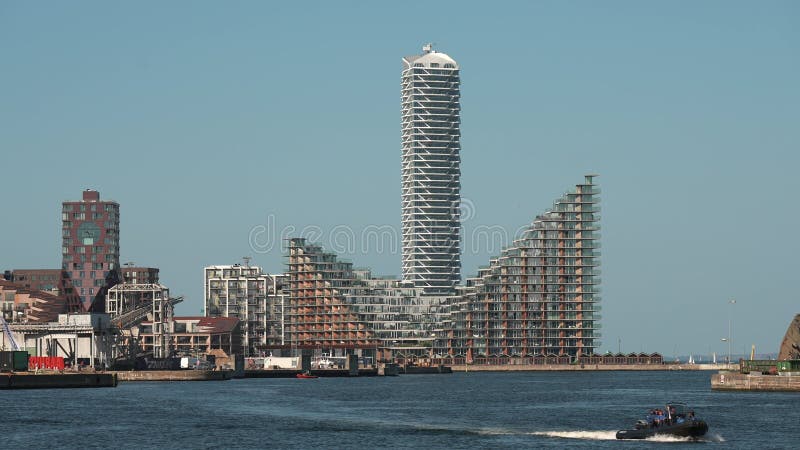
[[243, 256, 251, 268]]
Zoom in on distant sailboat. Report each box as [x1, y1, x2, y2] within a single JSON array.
[[688, 354, 695, 364], [712, 352, 717, 364]]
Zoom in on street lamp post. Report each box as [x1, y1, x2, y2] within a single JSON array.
[[722, 299, 736, 369], [721, 338, 729, 367]]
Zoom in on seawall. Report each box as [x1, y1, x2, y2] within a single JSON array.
[[244, 368, 378, 378], [114, 370, 232, 382], [1, 372, 118, 389], [711, 372, 800, 391], [449, 363, 727, 372]]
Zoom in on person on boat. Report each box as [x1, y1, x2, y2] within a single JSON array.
[[654, 410, 665, 427]]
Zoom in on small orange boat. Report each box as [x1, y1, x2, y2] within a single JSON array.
[[296, 372, 318, 379]]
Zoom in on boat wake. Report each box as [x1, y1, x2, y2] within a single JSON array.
[[534, 430, 726, 443], [646, 432, 725, 443], [702, 433, 726, 443], [532, 430, 618, 440], [645, 435, 696, 442]]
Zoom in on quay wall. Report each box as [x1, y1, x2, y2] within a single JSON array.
[[1, 372, 117, 389], [711, 372, 800, 391], [449, 363, 727, 372], [244, 368, 378, 378], [114, 370, 232, 382]]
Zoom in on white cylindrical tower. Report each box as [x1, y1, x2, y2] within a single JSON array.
[[401, 44, 461, 294]]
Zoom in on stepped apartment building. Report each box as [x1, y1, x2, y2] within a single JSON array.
[[285, 239, 377, 354], [285, 238, 452, 360], [436, 175, 602, 360]]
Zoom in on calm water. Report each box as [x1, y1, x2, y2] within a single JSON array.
[[2, 371, 797, 449]]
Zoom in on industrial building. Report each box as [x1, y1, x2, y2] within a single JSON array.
[[436, 175, 602, 361], [401, 44, 462, 294], [204, 264, 285, 356], [2, 313, 114, 368], [105, 282, 182, 359]]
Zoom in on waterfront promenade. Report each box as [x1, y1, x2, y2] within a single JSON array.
[[450, 363, 731, 372]]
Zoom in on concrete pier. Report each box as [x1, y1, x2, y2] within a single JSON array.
[[402, 365, 452, 374], [244, 367, 381, 378], [449, 363, 728, 372], [1, 372, 118, 389], [114, 370, 232, 382], [711, 372, 800, 391]]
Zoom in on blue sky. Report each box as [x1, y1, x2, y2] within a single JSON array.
[[1, 1, 798, 357]]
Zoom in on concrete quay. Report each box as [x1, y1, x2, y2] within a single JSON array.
[[1, 372, 118, 389], [711, 372, 800, 391], [449, 363, 729, 372], [244, 367, 379, 378], [114, 370, 233, 382], [402, 365, 452, 374]]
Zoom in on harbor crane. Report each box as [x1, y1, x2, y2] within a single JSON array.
[[1, 314, 21, 351]]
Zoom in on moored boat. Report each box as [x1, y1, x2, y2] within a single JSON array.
[[296, 372, 318, 379], [616, 402, 708, 440]]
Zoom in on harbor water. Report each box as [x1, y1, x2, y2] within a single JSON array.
[[2, 371, 797, 448]]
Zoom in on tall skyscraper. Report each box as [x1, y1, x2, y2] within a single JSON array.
[[62, 189, 120, 311], [401, 44, 461, 294]]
